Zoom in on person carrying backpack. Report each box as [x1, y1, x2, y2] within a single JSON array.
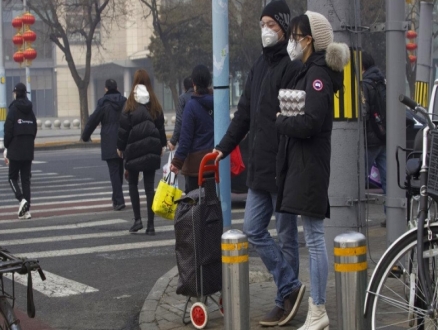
[[362, 51, 387, 227]]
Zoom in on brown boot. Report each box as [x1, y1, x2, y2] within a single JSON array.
[[259, 305, 284, 326]]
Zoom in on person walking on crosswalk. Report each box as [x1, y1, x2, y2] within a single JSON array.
[[117, 69, 167, 235], [4, 82, 37, 220], [82, 79, 127, 211]]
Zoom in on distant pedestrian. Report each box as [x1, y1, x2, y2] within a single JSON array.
[[276, 11, 350, 330], [4, 82, 37, 220], [117, 69, 167, 235], [361, 51, 387, 227], [167, 76, 193, 151], [170, 65, 214, 193], [82, 79, 127, 211]]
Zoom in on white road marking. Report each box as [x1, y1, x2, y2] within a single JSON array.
[[0, 172, 59, 178], [0, 219, 127, 234], [73, 165, 107, 170], [4, 271, 98, 297], [0, 186, 110, 197]]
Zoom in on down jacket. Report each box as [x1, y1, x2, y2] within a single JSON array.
[[4, 98, 37, 161], [275, 44, 350, 219], [117, 85, 167, 172], [82, 90, 126, 160], [216, 40, 302, 192]]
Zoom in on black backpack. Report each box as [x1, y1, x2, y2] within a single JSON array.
[[363, 79, 386, 142]]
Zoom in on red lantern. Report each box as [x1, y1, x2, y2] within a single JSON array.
[[408, 54, 417, 63], [12, 33, 24, 46], [23, 48, 37, 61], [21, 12, 35, 26], [406, 30, 417, 39], [11, 17, 22, 29], [13, 51, 24, 63], [22, 30, 37, 43], [406, 43, 417, 51]]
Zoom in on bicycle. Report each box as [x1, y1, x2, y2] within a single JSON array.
[[364, 94, 438, 329], [0, 248, 45, 330]]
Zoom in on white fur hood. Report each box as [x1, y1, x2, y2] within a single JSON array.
[[134, 84, 150, 104], [325, 42, 350, 72]]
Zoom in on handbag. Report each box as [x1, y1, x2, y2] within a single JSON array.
[[230, 145, 245, 177], [152, 161, 183, 220]]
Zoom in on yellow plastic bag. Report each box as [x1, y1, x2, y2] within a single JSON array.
[[152, 174, 183, 220]]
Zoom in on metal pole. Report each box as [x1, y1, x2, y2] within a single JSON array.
[[212, 0, 231, 230], [23, 0, 31, 101], [308, 0, 366, 260], [334, 232, 367, 329], [414, 1, 433, 107], [386, 0, 407, 246], [0, 0, 7, 120], [222, 229, 249, 330]]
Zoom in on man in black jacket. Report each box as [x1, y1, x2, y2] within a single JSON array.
[[214, 1, 304, 326], [82, 79, 127, 211], [4, 82, 37, 219]]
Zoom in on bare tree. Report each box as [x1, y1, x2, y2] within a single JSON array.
[[28, 0, 126, 137]]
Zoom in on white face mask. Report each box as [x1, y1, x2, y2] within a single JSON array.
[[287, 38, 307, 61], [261, 27, 279, 48]]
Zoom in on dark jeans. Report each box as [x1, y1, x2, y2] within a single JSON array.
[[8, 160, 32, 208], [184, 175, 199, 194], [106, 158, 125, 206], [128, 170, 155, 226]]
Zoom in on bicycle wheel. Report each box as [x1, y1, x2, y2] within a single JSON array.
[[0, 297, 21, 330], [365, 224, 438, 329]]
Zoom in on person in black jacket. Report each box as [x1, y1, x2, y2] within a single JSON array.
[[362, 51, 387, 227], [82, 79, 127, 211], [4, 82, 37, 220], [276, 11, 350, 329], [168, 76, 193, 151], [213, 1, 304, 326], [117, 69, 167, 235]]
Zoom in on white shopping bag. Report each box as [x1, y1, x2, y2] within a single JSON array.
[[163, 151, 178, 188]]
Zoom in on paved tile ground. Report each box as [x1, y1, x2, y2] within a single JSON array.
[[140, 219, 388, 330]]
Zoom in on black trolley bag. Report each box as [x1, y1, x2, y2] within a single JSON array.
[[174, 153, 223, 297]]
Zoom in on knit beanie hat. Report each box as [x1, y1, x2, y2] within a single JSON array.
[[260, 0, 290, 34], [305, 11, 333, 52]]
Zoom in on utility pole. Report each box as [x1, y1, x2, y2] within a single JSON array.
[[414, 1, 433, 108], [307, 0, 366, 257], [385, 0, 407, 246], [0, 0, 7, 120], [212, 0, 232, 229], [23, 0, 31, 101]]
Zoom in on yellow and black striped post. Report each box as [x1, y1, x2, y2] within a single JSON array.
[[415, 81, 429, 108], [221, 229, 249, 330], [334, 232, 367, 330]]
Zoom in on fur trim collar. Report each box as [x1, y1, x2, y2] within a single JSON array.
[[325, 42, 350, 72]]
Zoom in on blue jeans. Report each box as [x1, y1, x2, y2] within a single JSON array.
[[366, 145, 387, 194], [301, 216, 328, 305], [243, 188, 300, 309]]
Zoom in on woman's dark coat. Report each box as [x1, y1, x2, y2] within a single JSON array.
[[117, 104, 167, 172], [276, 51, 344, 219]]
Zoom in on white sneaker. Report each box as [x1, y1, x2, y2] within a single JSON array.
[[18, 199, 28, 216], [18, 211, 31, 220]]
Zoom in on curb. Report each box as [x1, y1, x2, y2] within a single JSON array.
[[139, 266, 178, 330]]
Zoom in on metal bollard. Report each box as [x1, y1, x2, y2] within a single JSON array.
[[334, 232, 367, 330], [222, 229, 249, 330]]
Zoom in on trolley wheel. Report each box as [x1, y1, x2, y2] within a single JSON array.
[[218, 294, 224, 316], [190, 302, 208, 329]]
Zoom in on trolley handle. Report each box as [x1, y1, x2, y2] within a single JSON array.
[[198, 153, 220, 186]]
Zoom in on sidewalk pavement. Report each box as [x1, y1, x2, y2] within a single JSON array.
[[139, 204, 387, 330]]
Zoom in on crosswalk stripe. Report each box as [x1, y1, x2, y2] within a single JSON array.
[[0, 172, 57, 178], [4, 271, 99, 297], [0, 219, 127, 234], [0, 186, 112, 197]]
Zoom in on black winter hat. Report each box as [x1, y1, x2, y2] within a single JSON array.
[[260, 0, 290, 34], [13, 82, 26, 93], [105, 79, 117, 91]]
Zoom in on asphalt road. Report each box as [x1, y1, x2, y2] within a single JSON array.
[[0, 147, 249, 330]]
